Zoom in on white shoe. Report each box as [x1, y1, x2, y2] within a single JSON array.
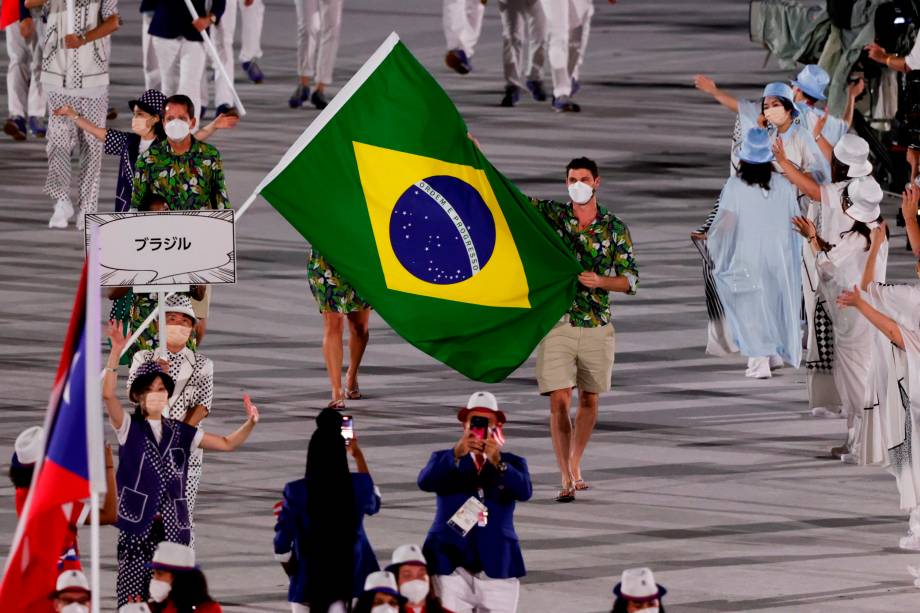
[[769, 355, 784, 370], [48, 199, 73, 229], [75, 210, 85, 231], [840, 453, 859, 465], [745, 357, 772, 379], [811, 406, 842, 418], [900, 533, 920, 551]]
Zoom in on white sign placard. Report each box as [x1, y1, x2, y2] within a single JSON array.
[[84, 211, 236, 287]]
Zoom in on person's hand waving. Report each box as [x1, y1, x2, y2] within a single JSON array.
[[243, 393, 260, 424]]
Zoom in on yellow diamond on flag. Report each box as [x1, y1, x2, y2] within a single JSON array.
[[353, 141, 530, 308]]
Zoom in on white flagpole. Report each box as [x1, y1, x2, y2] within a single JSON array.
[[98, 290, 179, 380], [181, 0, 246, 116], [85, 227, 105, 613]]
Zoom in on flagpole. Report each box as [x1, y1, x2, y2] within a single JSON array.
[[181, 0, 246, 116], [85, 227, 104, 613]]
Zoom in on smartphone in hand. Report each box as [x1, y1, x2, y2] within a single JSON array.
[[341, 415, 354, 446], [469, 415, 489, 440]]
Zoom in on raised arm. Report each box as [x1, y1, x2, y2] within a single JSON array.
[[860, 223, 887, 290], [52, 105, 107, 142], [348, 436, 370, 475], [194, 112, 239, 141], [837, 285, 904, 349], [694, 75, 739, 113], [198, 394, 259, 451], [773, 138, 822, 201], [842, 78, 865, 127], [811, 110, 834, 164], [903, 184, 920, 258], [866, 42, 911, 73], [102, 321, 128, 430]]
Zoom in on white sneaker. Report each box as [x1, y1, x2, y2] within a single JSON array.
[[811, 406, 842, 418], [900, 533, 920, 551], [75, 210, 85, 231], [769, 355, 784, 370], [840, 453, 859, 465], [48, 199, 73, 229], [745, 357, 772, 379]]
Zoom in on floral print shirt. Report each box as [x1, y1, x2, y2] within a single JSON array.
[[532, 199, 639, 327], [131, 137, 230, 210]]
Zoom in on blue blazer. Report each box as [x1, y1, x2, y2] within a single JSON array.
[[273, 473, 381, 604], [417, 449, 532, 579]]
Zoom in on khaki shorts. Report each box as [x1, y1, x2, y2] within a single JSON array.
[[192, 286, 211, 320], [536, 319, 615, 395]]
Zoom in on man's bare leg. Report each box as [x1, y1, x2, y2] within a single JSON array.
[[570, 389, 598, 483], [549, 388, 574, 489]]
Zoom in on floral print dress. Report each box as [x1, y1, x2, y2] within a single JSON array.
[[307, 250, 371, 314]]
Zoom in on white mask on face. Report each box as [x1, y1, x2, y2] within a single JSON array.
[[763, 106, 790, 127], [399, 578, 430, 604], [131, 115, 152, 136], [166, 324, 192, 347], [568, 180, 595, 205], [60, 604, 89, 613], [148, 578, 171, 603], [164, 119, 190, 141], [370, 605, 398, 613], [145, 390, 169, 414]]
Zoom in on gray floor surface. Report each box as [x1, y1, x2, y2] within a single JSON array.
[[2, 0, 920, 611]]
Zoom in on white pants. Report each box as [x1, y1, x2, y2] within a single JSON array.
[[498, 0, 545, 89], [443, 0, 485, 56], [294, 0, 344, 85], [436, 568, 520, 613], [539, 0, 594, 98], [141, 12, 160, 90], [44, 91, 107, 212], [210, 0, 238, 108], [5, 20, 45, 118], [239, 0, 264, 62], [153, 36, 208, 117], [290, 601, 346, 613]]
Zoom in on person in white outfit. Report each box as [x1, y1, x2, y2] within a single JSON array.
[[140, 0, 159, 90], [32, 0, 119, 230], [203, 0, 264, 117], [289, 0, 343, 110], [239, 0, 265, 82], [4, 2, 47, 140], [539, 0, 616, 112], [498, 0, 547, 107], [148, 0, 225, 123], [443, 0, 484, 75]]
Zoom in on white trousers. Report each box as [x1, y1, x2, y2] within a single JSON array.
[[294, 0, 344, 85], [436, 568, 520, 613], [44, 90, 107, 212], [443, 0, 485, 56], [153, 36, 208, 117], [290, 601, 346, 613], [498, 0, 545, 88], [239, 0, 264, 62], [5, 20, 46, 118], [539, 0, 594, 97], [141, 12, 160, 90], [209, 0, 238, 108]]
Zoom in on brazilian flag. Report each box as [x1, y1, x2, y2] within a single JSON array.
[[253, 33, 581, 382]]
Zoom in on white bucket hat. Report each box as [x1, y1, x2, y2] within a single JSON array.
[[844, 177, 883, 223], [386, 544, 427, 572], [612, 567, 667, 602], [833, 134, 872, 178], [54, 569, 90, 595], [14, 426, 44, 465], [147, 541, 196, 571], [362, 570, 404, 600], [164, 294, 197, 324], [118, 604, 152, 613]]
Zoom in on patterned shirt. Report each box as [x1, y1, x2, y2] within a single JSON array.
[[109, 290, 196, 365], [105, 129, 158, 212], [532, 199, 639, 327], [132, 137, 230, 211]]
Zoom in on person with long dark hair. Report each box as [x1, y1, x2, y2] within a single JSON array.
[[103, 321, 260, 607], [274, 408, 381, 612], [385, 544, 454, 613], [707, 128, 803, 379], [610, 568, 667, 613], [146, 542, 222, 613]]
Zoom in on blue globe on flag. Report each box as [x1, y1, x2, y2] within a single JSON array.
[[389, 175, 497, 285]]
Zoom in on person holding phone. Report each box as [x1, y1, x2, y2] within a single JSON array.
[[274, 408, 382, 613], [417, 391, 532, 613]]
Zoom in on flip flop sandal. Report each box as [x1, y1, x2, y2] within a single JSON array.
[[574, 479, 590, 491], [327, 398, 346, 409], [345, 387, 362, 400], [554, 487, 575, 503]]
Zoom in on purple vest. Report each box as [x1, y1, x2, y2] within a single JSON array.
[[115, 417, 197, 536]]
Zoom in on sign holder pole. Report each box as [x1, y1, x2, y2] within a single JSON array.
[[157, 291, 167, 359]]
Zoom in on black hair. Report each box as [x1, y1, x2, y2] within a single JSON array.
[[305, 408, 358, 610], [761, 96, 795, 114], [131, 101, 167, 142], [128, 371, 176, 420], [566, 157, 599, 179], [390, 563, 449, 613], [353, 592, 407, 613], [9, 462, 34, 488], [611, 600, 666, 613], [737, 160, 773, 190], [164, 94, 195, 121], [841, 215, 887, 251], [150, 569, 215, 613], [799, 91, 819, 105], [139, 192, 169, 212], [831, 156, 851, 183]]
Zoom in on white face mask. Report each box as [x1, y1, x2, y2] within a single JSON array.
[[148, 578, 171, 603], [763, 106, 790, 126], [145, 390, 169, 414], [399, 578, 429, 604], [60, 604, 89, 613], [568, 180, 595, 205], [370, 605, 398, 613], [132, 115, 153, 136], [164, 119, 190, 141], [166, 324, 192, 347]]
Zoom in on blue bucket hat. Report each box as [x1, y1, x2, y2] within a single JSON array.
[[762, 82, 796, 105], [738, 128, 774, 164], [791, 65, 829, 101]]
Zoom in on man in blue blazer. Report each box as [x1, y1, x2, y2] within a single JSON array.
[[418, 391, 532, 613]]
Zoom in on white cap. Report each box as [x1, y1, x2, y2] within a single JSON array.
[[118, 604, 152, 613], [149, 541, 196, 571], [845, 177, 883, 223], [466, 391, 498, 412], [164, 294, 197, 324], [615, 567, 665, 601], [363, 570, 401, 596], [390, 544, 426, 568], [14, 426, 44, 465], [833, 134, 872, 178], [55, 569, 90, 594]]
